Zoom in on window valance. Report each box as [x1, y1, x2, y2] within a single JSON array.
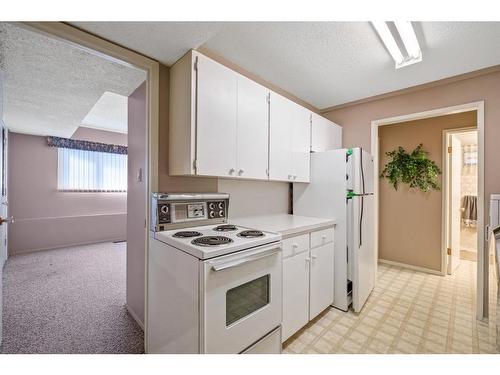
[[47, 136, 127, 155]]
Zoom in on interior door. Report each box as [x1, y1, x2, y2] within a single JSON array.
[[236, 75, 269, 180], [351, 194, 375, 313], [269, 92, 292, 181], [448, 135, 462, 274], [196, 54, 238, 177], [291, 105, 311, 182]]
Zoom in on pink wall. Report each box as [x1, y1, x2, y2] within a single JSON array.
[[127, 82, 147, 326], [72, 126, 127, 146], [8, 129, 127, 254], [323, 70, 500, 264]]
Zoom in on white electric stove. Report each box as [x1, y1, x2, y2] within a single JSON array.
[[154, 223, 281, 260], [147, 193, 283, 354]]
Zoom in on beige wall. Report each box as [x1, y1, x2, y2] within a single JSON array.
[[378, 112, 476, 271], [323, 70, 500, 269], [72, 126, 127, 145], [218, 179, 290, 218], [8, 129, 127, 255]]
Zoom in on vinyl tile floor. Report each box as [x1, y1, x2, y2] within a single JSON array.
[[283, 260, 498, 354]]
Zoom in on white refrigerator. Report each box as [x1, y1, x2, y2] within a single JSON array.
[[294, 147, 376, 312]]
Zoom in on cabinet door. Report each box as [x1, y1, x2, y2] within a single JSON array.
[[309, 243, 334, 320], [237, 76, 269, 180], [196, 54, 238, 177], [282, 251, 310, 342], [311, 113, 342, 152], [269, 92, 292, 181], [291, 105, 311, 182]]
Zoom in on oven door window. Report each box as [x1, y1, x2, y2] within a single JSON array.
[[226, 274, 270, 326]]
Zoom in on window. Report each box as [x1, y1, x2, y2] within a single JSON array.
[[57, 148, 127, 192]]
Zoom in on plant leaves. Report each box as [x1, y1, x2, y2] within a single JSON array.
[[380, 143, 441, 193]]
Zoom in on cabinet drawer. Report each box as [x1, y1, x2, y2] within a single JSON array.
[[282, 234, 310, 259], [310, 227, 334, 249]]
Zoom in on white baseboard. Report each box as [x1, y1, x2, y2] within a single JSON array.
[[126, 304, 144, 330], [378, 259, 444, 276]]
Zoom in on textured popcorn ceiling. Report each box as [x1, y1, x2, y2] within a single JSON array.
[[0, 23, 146, 137], [72, 21, 500, 109]]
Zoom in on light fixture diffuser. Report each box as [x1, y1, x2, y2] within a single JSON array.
[[372, 21, 422, 69], [395, 21, 422, 61]]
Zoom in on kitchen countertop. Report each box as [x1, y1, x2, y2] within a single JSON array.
[[232, 214, 336, 239]]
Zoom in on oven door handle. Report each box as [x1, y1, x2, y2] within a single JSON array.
[[210, 244, 282, 272]]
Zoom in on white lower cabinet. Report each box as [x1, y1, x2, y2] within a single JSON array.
[[309, 243, 335, 319], [281, 227, 335, 343], [282, 251, 310, 342]]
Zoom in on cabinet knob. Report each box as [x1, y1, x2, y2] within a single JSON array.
[[292, 243, 298, 249], [312, 255, 317, 260], [305, 258, 311, 263], [322, 235, 327, 240]]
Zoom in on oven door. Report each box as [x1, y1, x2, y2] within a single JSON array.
[[201, 242, 282, 354]]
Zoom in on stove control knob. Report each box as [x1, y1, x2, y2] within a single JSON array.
[[209, 202, 215, 210], [160, 205, 168, 214], [218, 202, 224, 209], [218, 210, 224, 217], [209, 211, 215, 218]]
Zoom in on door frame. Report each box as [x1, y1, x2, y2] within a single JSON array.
[[442, 127, 478, 275], [20, 22, 160, 349], [371, 101, 486, 320]]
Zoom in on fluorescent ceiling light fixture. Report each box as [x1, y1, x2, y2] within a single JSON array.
[[395, 21, 422, 61], [372, 21, 422, 69]]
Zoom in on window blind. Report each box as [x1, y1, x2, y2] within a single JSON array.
[[57, 148, 127, 192]]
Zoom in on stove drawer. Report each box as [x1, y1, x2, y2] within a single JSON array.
[[282, 234, 309, 259], [241, 326, 282, 354]]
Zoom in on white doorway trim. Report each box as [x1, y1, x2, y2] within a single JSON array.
[[370, 101, 486, 320]]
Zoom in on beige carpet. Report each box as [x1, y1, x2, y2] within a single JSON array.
[[0, 242, 144, 354]]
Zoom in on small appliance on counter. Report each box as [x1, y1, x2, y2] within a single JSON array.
[[294, 147, 376, 313], [148, 193, 283, 354]]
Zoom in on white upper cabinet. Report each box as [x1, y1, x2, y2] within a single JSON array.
[[236, 76, 269, 180], [269, 92, 311, 182], [311, 113, 342, 152], [169, 50, 316, 182], [292, 104, 312, 182], [269, 92, 293, 181], [196, 53, 238, 177]]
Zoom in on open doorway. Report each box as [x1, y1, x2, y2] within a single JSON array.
[[0, 22, 148, 353], [445, 129, 478, 275], [372, 101, 487, 321]]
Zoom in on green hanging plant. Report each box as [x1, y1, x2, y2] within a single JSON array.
[[380, 143, 441, 192]]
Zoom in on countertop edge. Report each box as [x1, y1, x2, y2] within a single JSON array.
[[279, 221, 336, 239]]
